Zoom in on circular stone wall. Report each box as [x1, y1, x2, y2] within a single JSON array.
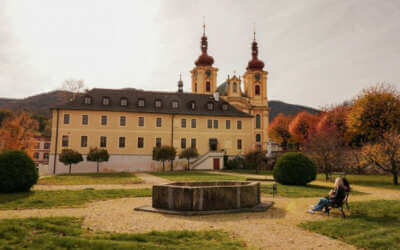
[[152, 181, 260, 211]]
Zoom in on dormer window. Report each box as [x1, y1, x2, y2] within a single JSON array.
[[155, 100, 162, 108], [207, 102, 214, 111], [84, 96, 92, 105], [222, 103, 229, 111], [137, 99, 145, 107], [190, 101, 196, 110], [172, 101, 179, 109], [102, 97, 110, 105], [120, 98, 128, 107]]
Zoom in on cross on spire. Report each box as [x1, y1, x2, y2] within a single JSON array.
[[203, 16, 206, 36]]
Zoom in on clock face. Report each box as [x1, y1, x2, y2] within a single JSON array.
[[255, 73, 260, 82], [206, 70, 211, 77]]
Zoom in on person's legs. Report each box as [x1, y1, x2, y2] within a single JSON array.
[[312, 198, 330, 211]]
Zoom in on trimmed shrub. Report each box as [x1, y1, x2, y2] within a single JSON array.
[[0, 150, 38, 193], [224, 155, 245, 170], [273, 152, 316, 185]]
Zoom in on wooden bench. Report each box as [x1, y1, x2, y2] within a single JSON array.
[[323, 191, 350, 218]]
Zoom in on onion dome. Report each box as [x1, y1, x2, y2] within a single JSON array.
[[195, 24, 214, 66], [247, 33, 264, 71]]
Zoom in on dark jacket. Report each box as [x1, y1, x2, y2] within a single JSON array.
[[329, 186, 346, 203]]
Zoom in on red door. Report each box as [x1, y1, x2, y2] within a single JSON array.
[[213, 158, 220, 170]]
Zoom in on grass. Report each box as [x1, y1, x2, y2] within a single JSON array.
[[223, 169, 273, 175], [317, 174, 400, 190], [151, 171, 245, 181], [261, 184, 365, 198], [0, 188, 151, 210], [38, 172, 143, 185], [300, 200, 400, 250], [0, 217, 245, 249]]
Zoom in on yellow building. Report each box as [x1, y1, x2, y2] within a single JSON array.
[[49, 27, 269, 173]]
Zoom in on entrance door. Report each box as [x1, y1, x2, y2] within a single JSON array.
[[213, 158, 220, 170]]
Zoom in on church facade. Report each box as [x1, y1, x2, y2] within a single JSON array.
[[49, 27, 269, 173]]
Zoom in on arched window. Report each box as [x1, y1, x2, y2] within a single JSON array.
[[255, 85, 260, 96], [233, 82, 237, 93], [206, 81, 211, 92], [256, 114, 261, 129], [195, 83, 197, 92]]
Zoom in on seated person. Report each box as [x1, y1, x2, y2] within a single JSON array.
[[342, 177, 351, 192], [307, 177, 346, 214]]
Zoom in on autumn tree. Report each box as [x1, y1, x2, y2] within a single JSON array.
[[86, 147, 110, 173], [179, 147, 199, 171], [347, 84, 400, 143], [289, 111, 319, 148], [304, 127, 346, 181], [0, 109, 12, 127], [317, 105, 349, 140], [0, 112, 39, 156], [268, 114, 292, 150], [361, 131, 400, 185], [244, 150, 267, 174], [59, 149, 83, 174]]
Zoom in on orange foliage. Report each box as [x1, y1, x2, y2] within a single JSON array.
[[317, 105, 349, 139], [347, 84, 400, 143], [268, 114, 292, 149], [0, 112, 39, 156], [289, 111, 320, 144]]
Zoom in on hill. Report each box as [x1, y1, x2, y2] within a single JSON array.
[[0, 91, 73, 117], [268, 100, 320, 121], [0, 91, 319, 121]]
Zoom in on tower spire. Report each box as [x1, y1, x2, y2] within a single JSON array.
[[203, 16, 206, 36], [253, 22, 256, 41], [178, 73, 183, 93]]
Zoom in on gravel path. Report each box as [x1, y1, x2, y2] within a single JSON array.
[[3, 172, 400, 249]]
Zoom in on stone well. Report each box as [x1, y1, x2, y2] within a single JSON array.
[[152, 181, 261, 211]]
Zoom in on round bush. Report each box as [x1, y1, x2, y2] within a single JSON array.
[[0, 150, 38, 193], [273, 152, 316, 186]]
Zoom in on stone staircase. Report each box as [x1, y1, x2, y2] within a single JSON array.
[[190, 150, 225, 170]]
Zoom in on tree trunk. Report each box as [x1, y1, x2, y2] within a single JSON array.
[[162, 161, 165, 172], [69, 164, 72, 174], [170, 160, 173, 171], [393, 172, 398, 185], [187, 159, 190, 171], [97, 162, 99, 173], [325, 171, 329, 182]]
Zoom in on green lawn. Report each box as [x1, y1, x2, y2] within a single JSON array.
[[300, 200, 400, 250], [38, 172, 143, 185], [0, 217, 245, 249], [223, 169, 273, 176], [151, 171, 245, 181], [0, 188, 151, 210], [317, 174, 400, 190]]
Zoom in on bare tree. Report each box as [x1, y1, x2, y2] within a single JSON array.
[[61, 78, 85, 100], [304, 128, 346, 181], [361, 131, 400, 185]]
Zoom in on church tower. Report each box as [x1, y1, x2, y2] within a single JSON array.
[[243, 33, 268, 106], [191, 24, 218, 94], [243, 32, 269, 151]]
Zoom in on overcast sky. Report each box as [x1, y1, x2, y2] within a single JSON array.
[[1, 0, 399, 108]]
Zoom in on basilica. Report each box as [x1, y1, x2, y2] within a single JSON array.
[[49, 25, 269, 173]]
